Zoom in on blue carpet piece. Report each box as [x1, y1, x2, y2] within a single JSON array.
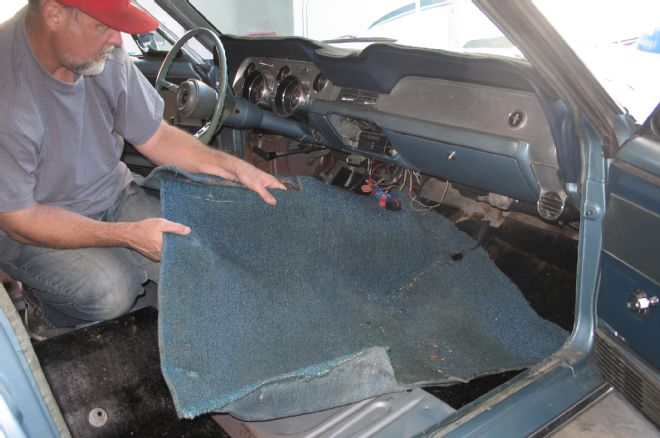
[[148, 167, 567, 420]]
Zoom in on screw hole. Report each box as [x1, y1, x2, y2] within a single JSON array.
[[88, 408, 108, 427]]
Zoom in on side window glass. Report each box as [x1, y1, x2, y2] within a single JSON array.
[[122, 32, 173, 56], [134, 31, 174, 53], [122, 33, 143, 56], [136, 0, 213, 60]]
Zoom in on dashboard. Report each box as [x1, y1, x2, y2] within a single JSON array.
[[225, 41, 577, 221], [238, 59, 335, 118]]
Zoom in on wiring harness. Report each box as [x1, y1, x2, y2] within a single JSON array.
[[359, 159, 450, 211]]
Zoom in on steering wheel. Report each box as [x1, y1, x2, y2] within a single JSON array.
[[156, 28, 228, 145]]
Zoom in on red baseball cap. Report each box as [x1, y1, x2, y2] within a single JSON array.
[[57, 0, 159, 34]]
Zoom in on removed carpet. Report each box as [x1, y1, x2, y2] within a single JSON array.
[[149, 168, 567, 420]]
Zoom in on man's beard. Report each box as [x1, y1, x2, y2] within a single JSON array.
[[63, 46, 116, 76]]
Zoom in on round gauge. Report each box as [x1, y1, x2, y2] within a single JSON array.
[[277, 65, 291, 82], [242, 70, 268, 105], [275, 75, 307, 117], [313, 73, 327, 92]]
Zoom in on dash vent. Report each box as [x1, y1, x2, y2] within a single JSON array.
[[337, 88, 379, 106], [537, 191, 565, 221]]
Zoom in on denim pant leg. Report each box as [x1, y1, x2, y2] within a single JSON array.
[[0, 243, 148, 326], [0, 182, 162, 327]]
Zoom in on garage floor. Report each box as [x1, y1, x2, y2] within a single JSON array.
[[554, 390, 659, 437]]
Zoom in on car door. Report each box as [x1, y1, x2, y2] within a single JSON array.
[[596, 105, 660, 426]]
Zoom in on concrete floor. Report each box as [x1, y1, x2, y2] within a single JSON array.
[[554, 389, 658, 437]]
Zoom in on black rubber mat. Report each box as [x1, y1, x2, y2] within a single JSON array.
[[456, 218, 577, 332], [426, 213, 578, 408], [33, 307, 227, 437]]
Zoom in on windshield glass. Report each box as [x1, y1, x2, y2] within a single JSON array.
[[189, 0, 517, 56], [534, 0, 660, 123]]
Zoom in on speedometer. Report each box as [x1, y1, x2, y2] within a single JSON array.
[[275, 75, 307, 117], [242, 70, 269, 106]]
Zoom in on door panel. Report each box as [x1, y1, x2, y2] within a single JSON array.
[[596, 134, 660, 426], [598, 136, 660, 369]]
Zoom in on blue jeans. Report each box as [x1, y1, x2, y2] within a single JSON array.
[[0, 182, 161, 327]]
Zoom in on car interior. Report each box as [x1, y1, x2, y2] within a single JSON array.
[[26, 15, 582, 436], [4, 1, 659, 437]]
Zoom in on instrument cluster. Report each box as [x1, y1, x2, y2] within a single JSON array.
[[233, 58, 335, 118]]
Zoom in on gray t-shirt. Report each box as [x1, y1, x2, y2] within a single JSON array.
[[0, 8, 164, 216]]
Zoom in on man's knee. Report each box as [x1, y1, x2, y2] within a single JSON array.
[[75, 270, 144, 321], [3, 245, 148, 323]]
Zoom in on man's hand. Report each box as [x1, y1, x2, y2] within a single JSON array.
[[126, 218, 191, 261], [137, 122, 287, 205], [233, 160, 287, 205], [0, 204, 191, 261]]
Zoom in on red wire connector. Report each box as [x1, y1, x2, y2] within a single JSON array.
[[361, 179, 401, 210]]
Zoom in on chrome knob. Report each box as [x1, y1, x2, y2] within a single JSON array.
[[627, 289, 658, 317]]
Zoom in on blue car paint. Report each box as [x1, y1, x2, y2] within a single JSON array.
[[0, 305, 61, 437], [430, 357, 605, 437], [638, 27, 660, 54]]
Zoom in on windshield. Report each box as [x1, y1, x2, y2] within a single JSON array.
[[189, 0, 517, 56], [534, 0, 660, 123]]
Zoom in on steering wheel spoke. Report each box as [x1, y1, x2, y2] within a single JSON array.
[[158, 79, 179, 94], [155, 28, 228, 145], [194, 122, 213, 144]]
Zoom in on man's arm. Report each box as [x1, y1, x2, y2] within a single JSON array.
[[135, 121, 286, 205], [0, 203, 190, 261]]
